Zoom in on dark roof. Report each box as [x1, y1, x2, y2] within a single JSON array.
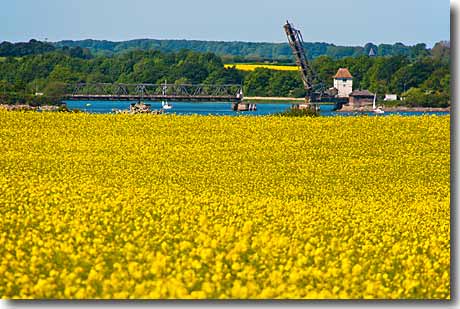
[[350, 90, 375, 97], [333, 68, 353, 79]]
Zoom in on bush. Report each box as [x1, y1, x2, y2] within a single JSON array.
[[276, 106, 319, 117]]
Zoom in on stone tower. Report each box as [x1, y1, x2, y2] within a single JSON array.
[[333, 68, 353, 98]]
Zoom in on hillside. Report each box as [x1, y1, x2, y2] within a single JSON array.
[[53, 39, 432, 61]]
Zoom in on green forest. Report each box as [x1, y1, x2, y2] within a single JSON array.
[[0, 40, 451, 107], [0, 38, 442, 61], [52, 39, 435, 61]]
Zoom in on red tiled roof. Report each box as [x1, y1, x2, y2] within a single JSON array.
[[333, 68, 353, 79]]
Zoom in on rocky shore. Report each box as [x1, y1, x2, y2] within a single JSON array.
[[0, 104, 63, 111]]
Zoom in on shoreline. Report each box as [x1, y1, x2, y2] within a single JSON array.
[[0, 104, 61, 111], [243, 98, 450, 112], [336, 104, 450, 113]]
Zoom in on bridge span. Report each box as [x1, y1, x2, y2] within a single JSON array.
[[64, 83, 243, 102]]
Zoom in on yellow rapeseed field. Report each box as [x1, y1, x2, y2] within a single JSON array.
[[224, 63, 298, 71], [0, 112, 450, 299]]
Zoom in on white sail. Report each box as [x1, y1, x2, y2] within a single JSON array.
[[372, 93, 384, 114]]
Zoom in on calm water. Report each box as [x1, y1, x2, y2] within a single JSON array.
[[64, 101, 450, 117]]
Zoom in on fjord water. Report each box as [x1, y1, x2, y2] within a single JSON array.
[[64, 101, 450, 117], [65, 101, 294, 116]]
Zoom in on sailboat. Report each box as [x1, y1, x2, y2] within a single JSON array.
[[161, 80, 172, 110], [372, 93, 384, 114], [162, 101, 173, 110]]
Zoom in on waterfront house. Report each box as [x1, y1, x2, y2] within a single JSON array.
[[349, 90, 375, 107]]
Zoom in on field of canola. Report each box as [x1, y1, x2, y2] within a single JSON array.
[[0, 112, 450, 299], [224, 63, 298, 71]]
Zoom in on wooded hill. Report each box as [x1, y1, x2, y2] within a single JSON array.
[[0, 39, 450, 63], [53, 39, 435, 61], [0, 38, 445, 61]]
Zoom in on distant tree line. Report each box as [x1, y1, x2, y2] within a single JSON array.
[[1, 39, 448, 61], [0, 41, 450, 107], [0, 39, 93, 59], [0, 39, 56, 57], [53, 39, 436, 61]]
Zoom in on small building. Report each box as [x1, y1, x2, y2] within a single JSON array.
[[333, 68, 353, 98], [384, 94, 398, 101], [349, 90, 375, 107]]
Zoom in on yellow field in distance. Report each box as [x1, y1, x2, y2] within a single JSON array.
[[224, 63, 298, 71]]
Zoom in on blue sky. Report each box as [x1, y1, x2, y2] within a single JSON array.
[[0, 0, 450, 46]]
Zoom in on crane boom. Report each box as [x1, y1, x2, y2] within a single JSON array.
[[283, 20, 317, 105]]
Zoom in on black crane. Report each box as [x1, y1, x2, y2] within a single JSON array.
[[283, 20, 320, 109]]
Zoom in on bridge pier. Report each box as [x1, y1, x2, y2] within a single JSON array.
[[231, 102, 257, 111]]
